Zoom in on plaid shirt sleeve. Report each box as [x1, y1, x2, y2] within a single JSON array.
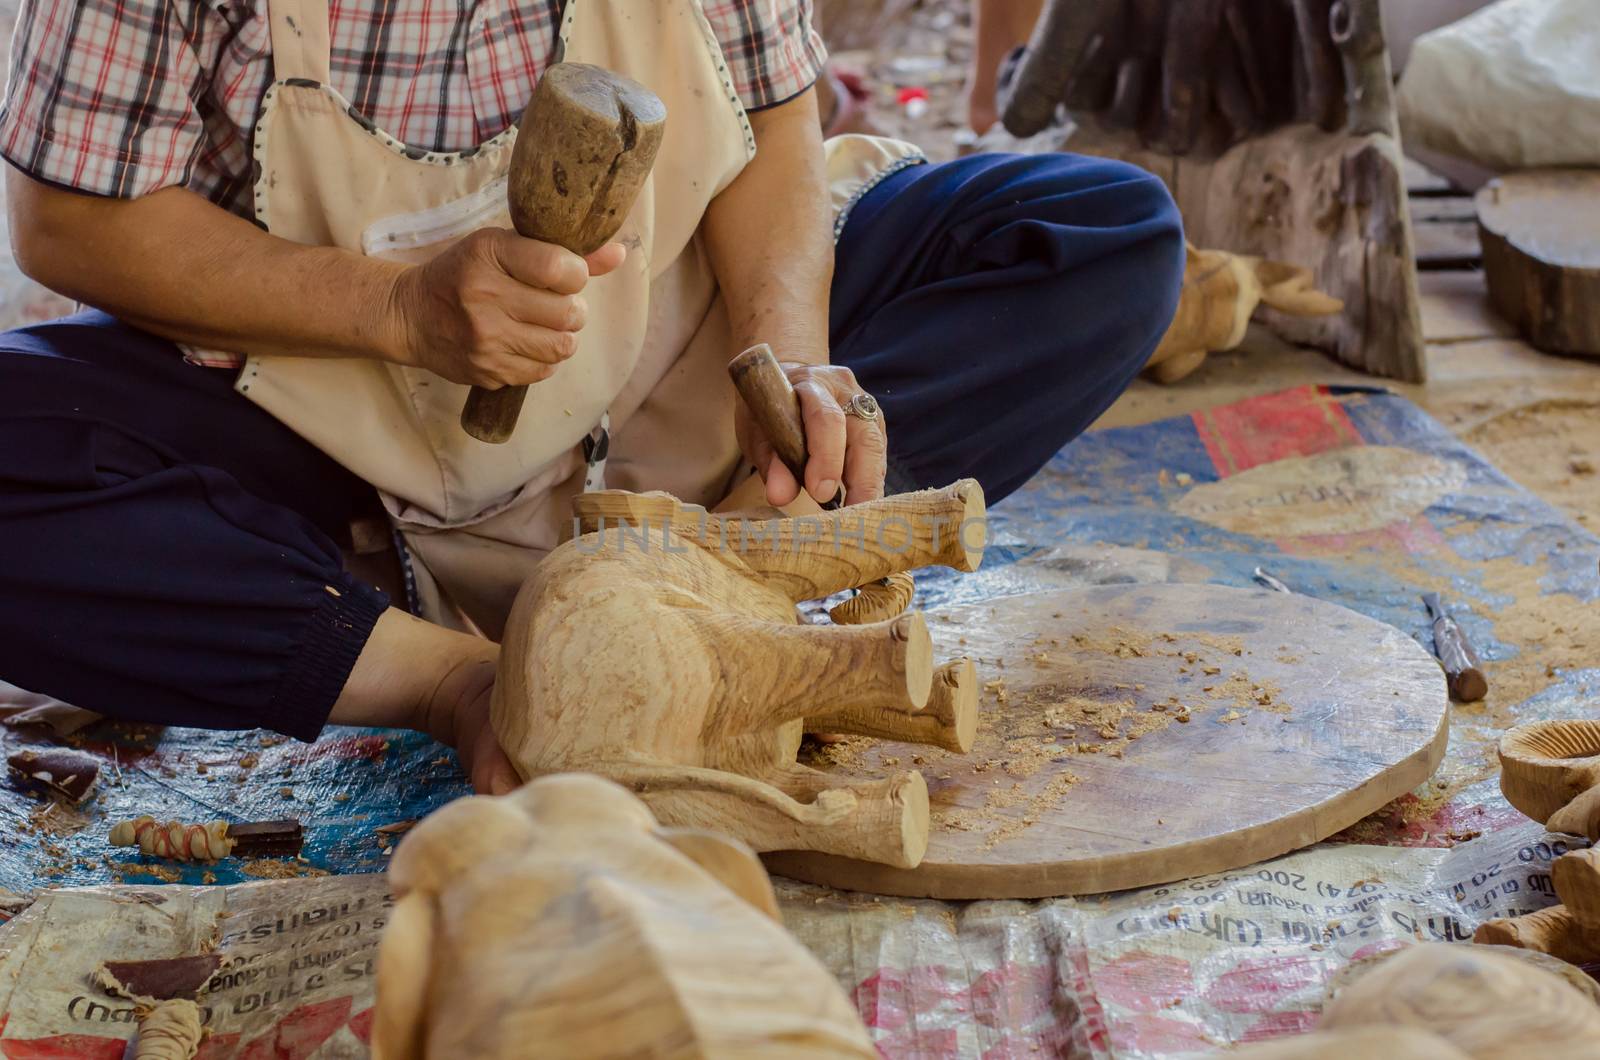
[[0, 0, 209, 198], [702, 0, 828, 111]]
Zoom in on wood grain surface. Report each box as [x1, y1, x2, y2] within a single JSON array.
[[765, 584, 1449, 898]]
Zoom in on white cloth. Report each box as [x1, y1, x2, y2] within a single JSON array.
[[1396, 0, 1600, 171]]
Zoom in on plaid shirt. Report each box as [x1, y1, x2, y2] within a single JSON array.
[[0, 0, 825, 218]]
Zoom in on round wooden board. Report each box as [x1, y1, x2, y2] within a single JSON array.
[[765, 584, 1449, 899]]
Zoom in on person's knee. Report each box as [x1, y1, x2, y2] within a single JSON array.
[[1072, 161, 1186, 377], [1120, 165, 1186, 333], [997, 154, 1185, 332]]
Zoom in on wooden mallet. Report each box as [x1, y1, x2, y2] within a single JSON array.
[[460, 63, 667, 445]]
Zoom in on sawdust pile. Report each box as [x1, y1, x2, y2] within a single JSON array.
[[972, 627, 1287, 762], [11, 801, 100, 877], [240, 859, 328, 880], [23, 799, 93, 839], [942, 773, 1083, 851], [106, 859, 182, 883], [805, 624, 1295, 851], [1463, 399, 1600, 534]]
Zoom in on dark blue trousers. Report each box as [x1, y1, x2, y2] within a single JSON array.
[[0, 152, 1182, 739]]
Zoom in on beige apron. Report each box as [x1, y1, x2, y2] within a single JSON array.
[[241, 0, 922, 636]]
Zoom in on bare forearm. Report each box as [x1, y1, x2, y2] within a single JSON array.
[[974, 0, 1044, 81], [7, 169, 406, 360], [703, 90, 834, 366]]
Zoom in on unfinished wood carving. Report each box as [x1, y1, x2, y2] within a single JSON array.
[[1145, 244, 1343, 383], [1471, 720, 1600, 964], [1495, 720, 1600, 836], [372, 773, 876, 1060], [1476, 849, 1600, 966], [1000, 0, 1421, 380], [491, 482, 986, 869], [1227, 942, 1600, 1059]]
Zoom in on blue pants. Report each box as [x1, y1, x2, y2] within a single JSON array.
[[0, 153, 1183, 739]]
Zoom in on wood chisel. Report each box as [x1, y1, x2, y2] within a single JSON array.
[[727, 343, 845, 510], [1423, 592, 1488, 702]]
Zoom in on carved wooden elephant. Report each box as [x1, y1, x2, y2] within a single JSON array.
[[1225, 942, 1600, 1059], [372, 773, 877, 1059], [491, 481, 986, 869]]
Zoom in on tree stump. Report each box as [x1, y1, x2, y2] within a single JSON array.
[[1002, 0, 1426, 381], [1477, 170, 1600, 357], [1070, 123, 1424, 381]]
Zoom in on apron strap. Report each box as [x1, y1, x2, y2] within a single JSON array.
[[268, 0, 334, 85]]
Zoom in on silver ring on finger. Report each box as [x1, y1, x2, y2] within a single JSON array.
[[843, 392, 881, 422]]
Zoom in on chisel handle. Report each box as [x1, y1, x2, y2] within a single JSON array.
[[727, 344, 843, 510], [1433, 612, 1488, 703], [460, 63, 665, 444]]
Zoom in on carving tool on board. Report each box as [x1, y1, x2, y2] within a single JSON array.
[[727, 343, 845, 510], [108, 816, 305, 860], [460, 63, 667, 444], [1423, 592, 1488, 703], [1252, 566, 1292, 594]]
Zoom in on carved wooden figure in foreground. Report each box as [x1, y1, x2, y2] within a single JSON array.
[[491, 481, 986, 869], [372, 774, 876, 1059], [1226, 942, 1600, 1059], [1473, 720, 1600, 962]]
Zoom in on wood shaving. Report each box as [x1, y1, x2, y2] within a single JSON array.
[[239, 859, 327, 880], [107, 859, 183, 883], [374, 820, 416, 836], [28, 799, 93, 838]]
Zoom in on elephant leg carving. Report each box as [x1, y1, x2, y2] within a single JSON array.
[[809, 659, 978, 754], [688, 612, 934, 738], [616, 762, 930, 869]]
